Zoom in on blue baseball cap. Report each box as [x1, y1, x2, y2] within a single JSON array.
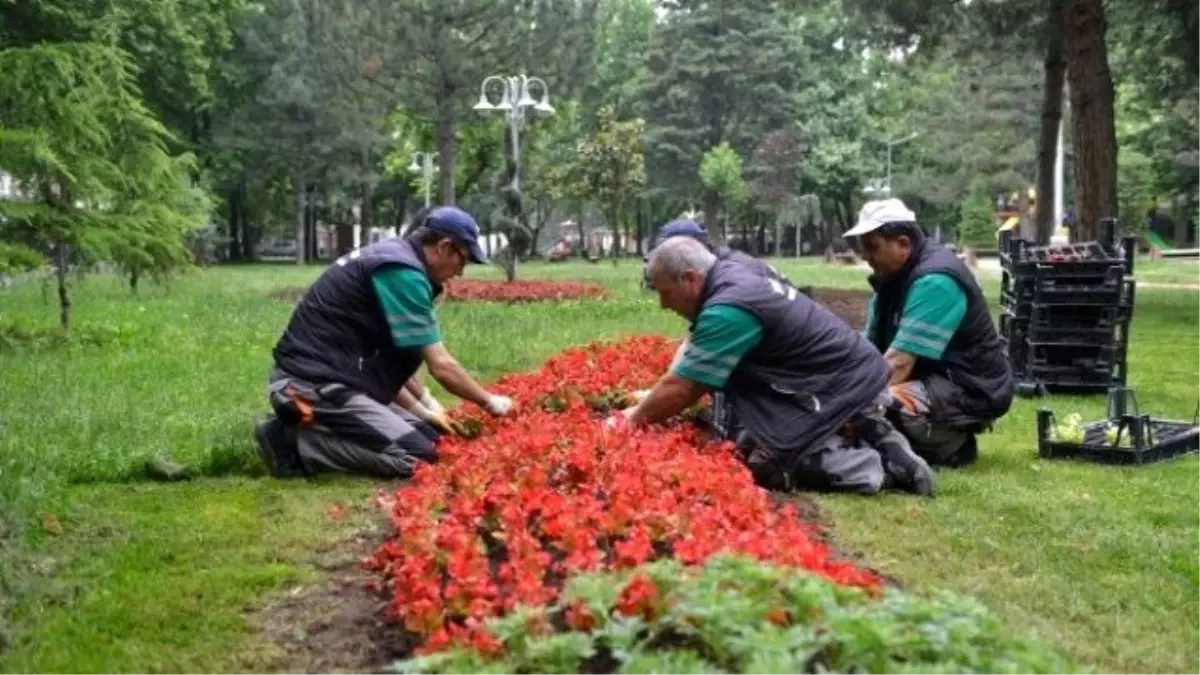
[[424, 206, 487, 263], [656, 219, 709, 247]]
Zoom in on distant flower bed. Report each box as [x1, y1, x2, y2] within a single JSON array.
[[443, 280, 607, 303]]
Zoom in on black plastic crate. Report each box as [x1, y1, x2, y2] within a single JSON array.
[[1028, 302, 1128, 329], [1028, 343, 1120, 368], [1035, 389, 1199, 464], [1026, 322, 1126, 347], [1004, 295, 1133, 323], [1014, 360, 1128, 397], [999, 220, 1136, 275]]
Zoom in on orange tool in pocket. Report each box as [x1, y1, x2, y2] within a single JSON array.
[[285, 384, 316, 428]]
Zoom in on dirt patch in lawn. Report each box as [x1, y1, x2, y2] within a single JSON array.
[[250, 526, 411, 674], [810, 288, 871, 330]]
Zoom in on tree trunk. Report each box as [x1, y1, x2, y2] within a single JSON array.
[[305, 183, 319, 262], [1063, 0, 1118, 243], [54, 242, 71, 331], [227, 181, 243, 261], [294, 177, 306, 264], [435, 85, 457, 205], [575, 202, 588, 257], [1035, 0, 1067, 245], [635, 200, 644, 257]]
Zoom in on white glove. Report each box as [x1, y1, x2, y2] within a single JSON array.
[[485, 394, 514, 416], [408, 400, 434, 422], [420, 391, 444, 414], [604, 408, 634, 430]]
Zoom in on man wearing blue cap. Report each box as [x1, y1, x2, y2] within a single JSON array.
[[254, 206, 515, 479], [642, 219, 792, 290]]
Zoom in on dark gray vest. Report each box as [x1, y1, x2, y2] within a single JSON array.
[[272, 238, 441, 404], [697, 261, 889, 460], [870, 240, 1013, 425]]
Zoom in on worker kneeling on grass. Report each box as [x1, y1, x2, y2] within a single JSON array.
[[254, 206, 514, 479], [612, 236, 935, 496], [844, 198, 1014, 468]]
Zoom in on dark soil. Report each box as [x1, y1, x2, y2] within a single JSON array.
[[810, 288, 871, 331], [250, 527, 411, 674]]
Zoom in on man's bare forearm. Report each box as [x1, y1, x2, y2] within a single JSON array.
[[628, 373, 707, 426], [884, 348, 916, 385], [429, 359, 492, 408]]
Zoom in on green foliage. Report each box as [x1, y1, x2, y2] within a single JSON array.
[[573, 105, 647, 232], [0, 41, 211, 324], [1116, 147, 1159, 235], [0, 241, 44, 274], [639, 1, 809, 197], [958, 181, 997, 249], [699, 143, 747, 208], [396, 555, 1075, 674]]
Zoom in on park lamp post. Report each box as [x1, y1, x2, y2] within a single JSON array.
[[407, 151, 438, 208], [472, 74, 555, 193], [862, 132, 920, 199]]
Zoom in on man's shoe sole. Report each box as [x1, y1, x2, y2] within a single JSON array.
[[886, 443, 937, 496], [256, 418, 310, 479], [254, 420, 286, 478]]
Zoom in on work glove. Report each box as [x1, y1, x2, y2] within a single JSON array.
[[603, 407, 635, 430], [420, 391, 445, 415], [485, 394, 514, 416], [427, 411, 469, 437], [409, 400, 467, 437]]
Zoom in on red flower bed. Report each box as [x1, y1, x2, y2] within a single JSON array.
[[443, 279, 608, 303], [362, 335, 880, 654]]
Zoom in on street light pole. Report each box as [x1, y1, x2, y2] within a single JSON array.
[[884, 132, 919, 195], [408, 151, 438, 208], [474, 74, 555, 190], [473, 74, 555, 267]]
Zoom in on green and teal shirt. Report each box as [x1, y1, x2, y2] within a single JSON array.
[[672, 304, 764, 388], [864, 273, 966, 360], [371, 267, 442, 349]]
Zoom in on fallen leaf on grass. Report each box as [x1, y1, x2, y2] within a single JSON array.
[[40, 512, 63, 536], [328, 504, 350, 521]]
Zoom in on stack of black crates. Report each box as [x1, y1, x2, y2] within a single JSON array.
[[998, 219, 1138, 397]]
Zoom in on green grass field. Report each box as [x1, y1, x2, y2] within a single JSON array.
[[1, 258, 1196, 673]]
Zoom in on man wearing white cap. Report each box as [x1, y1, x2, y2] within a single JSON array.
[[844, 199, 1013, 467]]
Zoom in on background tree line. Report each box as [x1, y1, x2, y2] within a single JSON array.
[[2, 0, 1196, 323]]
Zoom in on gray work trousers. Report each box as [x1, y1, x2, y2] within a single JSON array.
[[889, 380, 970, 464], [267, 369, 439, 479], [737, 404, 900, 495]]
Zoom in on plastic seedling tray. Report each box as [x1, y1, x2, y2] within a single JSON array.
[[1035, 388, 1199, 465]]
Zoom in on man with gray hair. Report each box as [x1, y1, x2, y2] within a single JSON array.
[[613, 237, 935, 496]]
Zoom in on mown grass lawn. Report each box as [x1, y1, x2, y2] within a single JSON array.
[[0, 258, 1196, 673]]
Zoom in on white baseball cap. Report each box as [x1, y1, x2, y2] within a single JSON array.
[[843, 198, 917, 238]]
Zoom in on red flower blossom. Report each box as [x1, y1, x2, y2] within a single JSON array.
[[444, 279, 607, 303], [367, 335, 882, 653], [615, 573, 662, 621]]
